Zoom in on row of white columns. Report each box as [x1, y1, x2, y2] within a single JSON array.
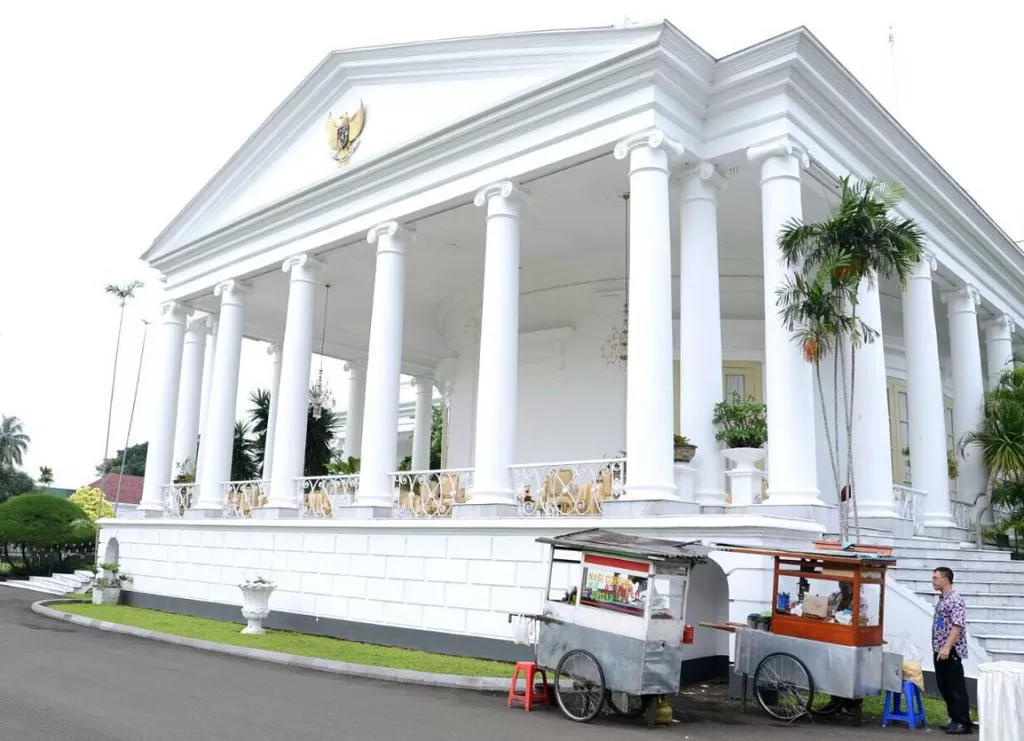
[[138, 126, 1016, 526]]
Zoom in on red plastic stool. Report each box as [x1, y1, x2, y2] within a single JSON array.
[[507, 660, 550, 711]]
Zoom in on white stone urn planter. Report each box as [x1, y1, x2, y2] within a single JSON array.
[[92, 586, 121, 605], [239, 578, 276, 634], [722, 446, 766, 506]]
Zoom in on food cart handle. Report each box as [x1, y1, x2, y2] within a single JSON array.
[[506, 612, 561, 625]]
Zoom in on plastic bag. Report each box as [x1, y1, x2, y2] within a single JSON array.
[[511, 615, 535, 646], [889, 631, 925, 691]]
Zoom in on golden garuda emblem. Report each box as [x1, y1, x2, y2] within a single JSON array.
[[325, 101, 366, 166]]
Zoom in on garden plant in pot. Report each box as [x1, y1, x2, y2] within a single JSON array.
[[238, 576, 276, 634], [673, 435, 697, 463], [711, 393, 768, 471], [92, 562, 131, 605]]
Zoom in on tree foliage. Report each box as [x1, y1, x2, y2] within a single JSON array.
[[38, 467, 54, 488], [0, 415, 30, 469], [69, 486, 115, 522], [98, 442, 148, 476], [0, 494, 95, 576], [0, 468, 35, 504], [775, 176, 925, 543], [246, 387, 338, 478], [397, 405, 445, 471]]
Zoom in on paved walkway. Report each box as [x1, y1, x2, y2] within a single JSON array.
[[0, 589, 904, 740]]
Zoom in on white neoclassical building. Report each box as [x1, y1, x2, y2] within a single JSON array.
[[99, 22, 1024, 677]]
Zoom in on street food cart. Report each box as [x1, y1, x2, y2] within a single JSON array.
[[510, 529, 711, 725], [701, 543, 904, 722]]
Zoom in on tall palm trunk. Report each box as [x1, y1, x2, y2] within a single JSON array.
[[113, 321, 149, 516], [847, 302, 862, 543], [102, 302, 127, 467], [815, 357, 842, 506]]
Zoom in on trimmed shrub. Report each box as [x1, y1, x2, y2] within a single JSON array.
[[0, 494, 95, 577], [69, 487, 114, 522]]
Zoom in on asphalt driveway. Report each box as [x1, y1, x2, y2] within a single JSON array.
[[0, 589, 906, 740]]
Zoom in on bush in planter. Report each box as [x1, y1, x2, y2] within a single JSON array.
[[673, 435, 697, 463], [711, 394, 768, 449], [93, 561, 131, 604], [0, 494, 95, 576]]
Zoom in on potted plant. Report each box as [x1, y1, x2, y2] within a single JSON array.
[[673, 435, 697, 463], [239, 576, 276, 634], [92, 562, 131, 605], [712, 393, 768, 470]]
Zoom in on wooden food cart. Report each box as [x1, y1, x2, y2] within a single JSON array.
[[703, 543, 904, 722], [510, 529, 710, 725]]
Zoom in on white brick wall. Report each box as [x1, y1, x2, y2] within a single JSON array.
[[97, 517, 822, 652]]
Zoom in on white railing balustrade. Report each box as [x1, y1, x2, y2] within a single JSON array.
[[298, 475, 359, 518], [163, 483, 197, 518], [390, 469, 475, 518], [951, 499, 976, 532], [893, 484, 925, 535], [223, 480, 269, 518], [511, 459, 625, 516]]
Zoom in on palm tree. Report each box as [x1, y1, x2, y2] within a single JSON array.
[[231, 420, 260, 482], [0, 416, 30, 469], [38, 466, 54, 488], [776, 176, 925, 542], [248, 389, 271, 470], [102, 280, 144, 469], [305, 405, 337, 477]]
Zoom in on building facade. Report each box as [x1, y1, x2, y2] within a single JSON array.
[[100, 21, 1024, 677]]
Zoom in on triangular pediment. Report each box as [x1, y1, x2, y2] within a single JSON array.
[[146, 25, 668, 261]]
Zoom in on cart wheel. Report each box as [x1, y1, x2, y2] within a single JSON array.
[[606, 691, 650, 719], [752, 652, 814, 722], [553, 649, 606, 722]]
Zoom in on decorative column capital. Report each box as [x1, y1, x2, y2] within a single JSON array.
[[941, 284, 981, 316], [281, 252, 325, 277], [343, 359, 363, 373], [185, 312, 209, 335], [413, 376, 435, 393], [474, 181, 530, 221], [366, 221, 415, 254], [746, 135, 811, 168], [985, 313, 1016, 338], [160, 300, 187, 325], [613, 128, 685, 163], [213, 279, 251, 307], [266, 342, 281, 357], [919, 249, 938, 273], [676, 161, 728, 202]]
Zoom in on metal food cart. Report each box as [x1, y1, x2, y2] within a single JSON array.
[[510, 529, 711, 725], [702, 543, 904, 723]]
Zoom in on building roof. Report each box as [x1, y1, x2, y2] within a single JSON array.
[[87, 473, 145, 505], [537, 528, 712, 562]]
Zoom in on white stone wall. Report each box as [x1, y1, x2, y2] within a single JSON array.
[[98, 516, 821, 661]]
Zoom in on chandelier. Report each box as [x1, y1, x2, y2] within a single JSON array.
[[600, 193, 630, 367], [309, 284, 334, 419]]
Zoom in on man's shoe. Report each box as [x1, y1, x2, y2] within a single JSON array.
[[939, 722, 954, 731], [944, 723, 972, 735]]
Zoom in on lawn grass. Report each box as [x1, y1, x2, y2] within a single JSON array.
[[64, 592, 90, 600], [58, 602, 513, 677]]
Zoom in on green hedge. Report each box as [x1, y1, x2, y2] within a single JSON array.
[[0, 494, 96, 577]]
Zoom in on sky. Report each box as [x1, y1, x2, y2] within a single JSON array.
[[0, 1, 1020, 489]]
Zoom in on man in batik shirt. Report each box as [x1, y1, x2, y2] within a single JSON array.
[[931, 566, 973, 735]]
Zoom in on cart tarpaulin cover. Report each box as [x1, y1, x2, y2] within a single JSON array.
[[888, 631, 925, 692], [978, 661, 1024, 741]]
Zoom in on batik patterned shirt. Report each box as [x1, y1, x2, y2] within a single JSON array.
[[932, 588, 968, 658]]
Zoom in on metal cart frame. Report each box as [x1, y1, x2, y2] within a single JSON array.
[[511, 529, 711, 725]]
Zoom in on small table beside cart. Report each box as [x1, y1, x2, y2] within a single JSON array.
[[509, 528, 711, 725]]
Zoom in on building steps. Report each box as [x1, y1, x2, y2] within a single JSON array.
[[0, 570, 93, 597], [0, 580, 68, 595], [825, 531, 1024, 663]]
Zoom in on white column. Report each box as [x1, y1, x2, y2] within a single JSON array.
[[903, 252, 954, 527], [171, 313, 208, 477], [985, 314, 1015, 391], [195, 317, 218, 483], [747, 137, 820, 505], [678, 162, 726, 505], [261, 342, 283, 481], [342, 360, 366, 460], [944, 284, 987, 511], [137, 301, 188, 515], [264, 254, 323, 514], [851, 281, 897, 517], [411, 377, 434, 470], [191, 280, 249, 517], [469, 181, 527, 510], [354, 221, 412, 514], [611, 129, 683, 510]]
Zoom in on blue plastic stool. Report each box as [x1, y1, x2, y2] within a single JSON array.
[[881, 680, 927, 729]]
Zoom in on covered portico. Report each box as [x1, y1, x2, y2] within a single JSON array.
[[136, 22, 1024, 537]]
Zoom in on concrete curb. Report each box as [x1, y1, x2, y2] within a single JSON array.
[[32, 599, 509, 693]]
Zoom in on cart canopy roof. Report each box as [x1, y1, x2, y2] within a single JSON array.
[[711, 543, 897, 566], [536, 529, 711, 562]]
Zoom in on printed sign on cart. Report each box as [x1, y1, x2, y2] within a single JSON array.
[[579, 554, 650, 617]]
